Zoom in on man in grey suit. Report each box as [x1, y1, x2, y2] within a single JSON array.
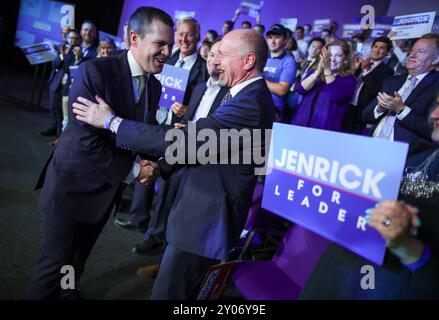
[[72, 29, 275, 299]]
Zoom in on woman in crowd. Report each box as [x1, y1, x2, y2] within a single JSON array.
[[300, 94, 439, 299], [291, 39, 357, 132]]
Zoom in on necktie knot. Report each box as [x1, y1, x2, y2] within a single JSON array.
[[177, 59, 185, 68]]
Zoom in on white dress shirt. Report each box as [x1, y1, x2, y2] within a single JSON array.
[[192, 77, 221, 122], [372, 71, 429, 140]]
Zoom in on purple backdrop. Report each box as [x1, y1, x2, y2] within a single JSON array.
[[117, 0, 391, 39]]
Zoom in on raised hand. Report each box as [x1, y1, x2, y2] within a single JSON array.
[[72, 95, 114, 128]]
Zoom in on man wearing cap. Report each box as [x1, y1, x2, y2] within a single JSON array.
[[263, 24, 297, 122]]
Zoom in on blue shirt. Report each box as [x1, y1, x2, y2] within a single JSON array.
[[263, 52, 297, 110]]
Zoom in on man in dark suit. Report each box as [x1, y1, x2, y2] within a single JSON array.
[[363, 34, 439, 166], [116, 17, 209, 241], [132, 38, 229, 257], [344, 36, 394, 133], [73, 20, 99, 64], [72, 29, 274, 299], [27, 7, 174, 299]]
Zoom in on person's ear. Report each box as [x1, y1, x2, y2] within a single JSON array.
[[130, 31, 139, 47], [243, 53, 256, 71]]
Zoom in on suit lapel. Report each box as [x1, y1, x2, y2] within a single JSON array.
[[116, 52, 136, 118], [188, 56, 201, 85], [405, 71, 439, 107], [209, 86, 229, 115]]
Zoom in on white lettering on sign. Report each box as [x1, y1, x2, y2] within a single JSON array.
[[274, 148, 386, 199]]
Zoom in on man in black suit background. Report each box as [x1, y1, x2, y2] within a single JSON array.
[[27, 7, 174, 299], [344, 36, 394, 133], [363, 33, 439, 166], [72, 29, 275, 299]]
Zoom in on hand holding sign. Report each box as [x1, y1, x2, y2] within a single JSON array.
[[367, 200, 420, 250], [171, 102, 188, 118]]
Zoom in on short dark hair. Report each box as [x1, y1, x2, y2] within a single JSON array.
[[309, 37, 325, 48], [211, 36, 223, 46], [296, 26, 304, 32], [242, 21, 252, 28], [254, 24, 265, 33], [206, 29, 219, 41], [81, 20, 97, 30], [128, 6, 174, 44], [352, 33, 364, 42], [372, 36, 393, 52], [224, 20, 234, 28]]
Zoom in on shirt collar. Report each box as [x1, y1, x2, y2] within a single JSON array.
[[230, 76, 263, 97], [127, 49, 147, 78], [408, 71, 429, 83], [178, 51, 198, 64]]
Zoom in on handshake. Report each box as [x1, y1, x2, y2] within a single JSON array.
[[137, 160, 160, 185]]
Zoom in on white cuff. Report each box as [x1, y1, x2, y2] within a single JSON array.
[[374, 105, 385, 119], [396, 106, 411, 120]]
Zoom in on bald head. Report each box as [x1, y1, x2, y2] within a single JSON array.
[[222, 29, 268, 72]]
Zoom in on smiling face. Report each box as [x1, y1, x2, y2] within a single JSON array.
[[130, 19, 174, 74], [176, 21, 199, 58], [371, 41, 390, 61], [80, 22, 97, 44], [214, 32, 250, 87], [406, 38, 439, 76], [207, 41, 220, 79], [431, 95, 439, 143], [329, 45, 345, 73]]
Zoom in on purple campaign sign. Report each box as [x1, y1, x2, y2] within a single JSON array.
[[154, 64, 190, 110], [262, 123, 409, 265]]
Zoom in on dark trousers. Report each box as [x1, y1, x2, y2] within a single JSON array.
[[49, 89, 63, 136], [128, 181, 155, 226], [27, 205, 112, 299], [150, 244, 220, 300], [143, 178, 169, 241]]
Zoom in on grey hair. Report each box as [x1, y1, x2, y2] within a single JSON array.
[[177, 17, 201, 42]]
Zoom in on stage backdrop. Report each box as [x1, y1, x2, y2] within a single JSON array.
[[117, 0, 392, 39]]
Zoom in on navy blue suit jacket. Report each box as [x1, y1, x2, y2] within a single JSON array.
[[116, 78, 275, 259], [363, 71, 439, 158], [37, 51, 161, 224]]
